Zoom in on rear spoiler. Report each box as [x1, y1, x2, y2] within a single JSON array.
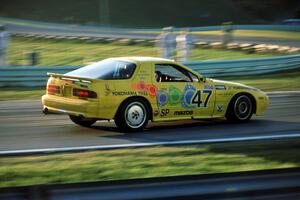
[[47, 73, 94, 84]]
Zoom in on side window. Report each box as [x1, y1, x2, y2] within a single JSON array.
[[155, 64, 192, 82], [66, 60, 136, 80], [114, 62, 136, 79]]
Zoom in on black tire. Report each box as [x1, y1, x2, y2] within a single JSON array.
[[226, 94, 254, 122], [114, 99, 149, 132], [69, 115, 97, 127]]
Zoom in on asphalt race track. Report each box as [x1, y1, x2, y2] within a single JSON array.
[[0, 93, 300, 152]]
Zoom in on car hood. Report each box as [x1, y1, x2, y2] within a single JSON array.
[[209, 78, 258, 91]]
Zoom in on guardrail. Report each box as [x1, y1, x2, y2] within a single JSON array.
[[187, 54, 300, 77], [1, 168, 300, 200], [0, 54, 300, 87], [0, 66, 77, 87]]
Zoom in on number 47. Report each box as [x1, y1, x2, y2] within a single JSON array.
[[191, 90, 212, 107]]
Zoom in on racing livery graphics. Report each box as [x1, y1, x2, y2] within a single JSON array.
[[42, 57, 269, 131]]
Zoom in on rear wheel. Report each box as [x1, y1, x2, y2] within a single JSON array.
[[69, 115, 96, 127], [226, 94, 254, 122], [115, 99, 149, 132]]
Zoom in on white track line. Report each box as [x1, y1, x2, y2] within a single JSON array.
[[267, 91, 300, 95], [1, 133, 300, 156]]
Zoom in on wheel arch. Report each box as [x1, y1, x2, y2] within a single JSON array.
[[226, 92, 257, 115], [114, 96, 153, 120]]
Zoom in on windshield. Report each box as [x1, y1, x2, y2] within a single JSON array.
[[65, 59, 136, 80]]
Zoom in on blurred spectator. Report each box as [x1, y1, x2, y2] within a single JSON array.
[[156, 27, 176, 59], [176, 28, 194, 61], [29, 51, 39, 66], [222, 21, 233, 46], [0, 25, 10, 65]]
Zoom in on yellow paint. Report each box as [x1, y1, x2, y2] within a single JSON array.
[[42, 57, 269, 121]]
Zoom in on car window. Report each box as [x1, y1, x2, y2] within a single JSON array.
[[155, 64, 192, 82], [66, 59, 136, 80]]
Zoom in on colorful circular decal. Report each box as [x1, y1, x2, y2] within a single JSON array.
[[169, 86, 182, 105], [157, 91, 168, 107], [184, 90, 194, 104], [181, 84, 196, 108], [139, 81, 146, 90], [148, 85, 157, 97]]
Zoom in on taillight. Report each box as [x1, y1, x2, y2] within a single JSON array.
[[73, 88, 97, 99], [47, 85, 60, 94]]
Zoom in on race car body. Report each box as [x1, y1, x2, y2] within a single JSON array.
[[42, 57, 269, 131]]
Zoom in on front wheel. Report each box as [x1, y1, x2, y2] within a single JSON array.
[[226, 94, 254, 122], [114, 99, 149, 132], [69, 115, 97, 127]]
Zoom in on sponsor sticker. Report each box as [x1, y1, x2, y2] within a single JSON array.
[[217, 105, 223, 112], [174, 110, 193, 115], [160, 109, 170, 117]]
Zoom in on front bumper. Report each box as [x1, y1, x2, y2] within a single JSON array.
[[256, 95, 269, 115]]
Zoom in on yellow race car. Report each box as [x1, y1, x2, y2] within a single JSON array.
[[42, 57, 269, 131]]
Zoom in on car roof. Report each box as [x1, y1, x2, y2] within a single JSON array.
[[107, 56, 200, 75], [102, 56, 200, 76]]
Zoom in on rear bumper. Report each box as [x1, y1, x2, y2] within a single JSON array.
[[42, 94, 99, 118]]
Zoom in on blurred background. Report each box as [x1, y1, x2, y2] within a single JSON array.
[[0, 0, 300, 66], [0, 2, 300, 199], [0, 0, 299, 92], [1, 0, 300, 27]]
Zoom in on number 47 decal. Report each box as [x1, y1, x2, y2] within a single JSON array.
[[191, 90, 212, 107]]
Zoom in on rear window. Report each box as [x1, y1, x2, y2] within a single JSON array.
[[65, 59, 136, 80]]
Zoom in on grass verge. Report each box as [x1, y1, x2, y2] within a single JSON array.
[[222, 69, 300, 92], [0, 87, 45, 101], [0, 139, 299, 188], [7, 36, 285, 66]]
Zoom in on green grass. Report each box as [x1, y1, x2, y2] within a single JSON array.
[[0, 140, 299, 188], [222, 69, 300, 92], [8, 37, 158, 66], [193, 30, 300, 41], [0, 87, 45, 101], [7, 36, 285, 66]]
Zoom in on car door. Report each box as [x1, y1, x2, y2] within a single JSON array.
[[153, 63, 199, 120], [177, 69, 215, 119], [191, 77, 216, 119], [153, 63, 215, 120]]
